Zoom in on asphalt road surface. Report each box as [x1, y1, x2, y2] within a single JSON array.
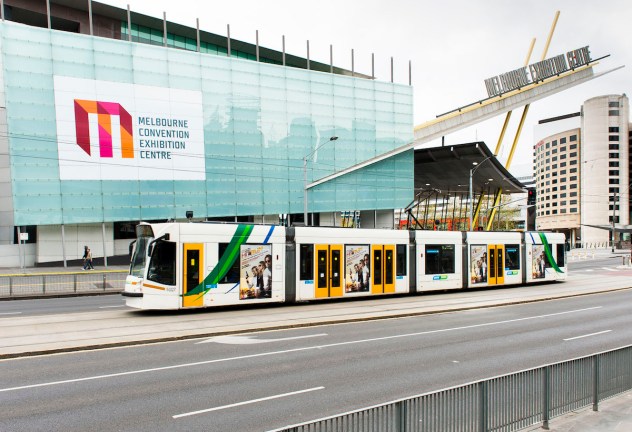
[[1, 289, 630, 432]]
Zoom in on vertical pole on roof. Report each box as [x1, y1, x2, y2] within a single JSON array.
[[432, 191, 438, 230], [256, 30, 259, 61], [102, 222, 108, 268], [409, 60, 412, 86], [452, 191, 457, 231], [282, 35, 286, 66], [16, 227, 21, 269], [371, 53, 374, 79], [196, 18, 200, 52], [351, 49, 355, 77], [306, 40, 310, 69], [127, 5, 132, 42], [227, 24, 231, 57], [88, 0, 93, 36], [330, 44, 333, 73], [46, 0, 51, 29], [390, 57, 394, 83], [1, 0, 4, 21], [61, 225, 67, 268], [162, 12, 167, 47]]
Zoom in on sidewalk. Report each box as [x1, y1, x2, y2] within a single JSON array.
[[523, 391, 632, 431]]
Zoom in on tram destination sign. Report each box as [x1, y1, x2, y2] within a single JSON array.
[[484, 46, 591, 97]]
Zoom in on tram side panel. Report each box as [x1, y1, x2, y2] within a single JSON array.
[[414, 231, 464, 292], [524, 231, 567, 283], [293, 227, 410, 301], [464, 231, 523, 289]]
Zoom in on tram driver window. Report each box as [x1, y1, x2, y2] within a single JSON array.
[[396, 244, 407, 276], [425, 244, 455, 274], [147, 241, 176, 285], [505, 245, 520, 271], [556, 243, 565, 268]]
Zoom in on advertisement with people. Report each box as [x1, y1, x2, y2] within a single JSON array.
[[239, 245, 272, 300], [345, 245, 370, 293], [532, 245, 548, 279], [470, 245, 488, 284]]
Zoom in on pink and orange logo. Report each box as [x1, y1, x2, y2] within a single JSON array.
[[74, 99, 134, 158]]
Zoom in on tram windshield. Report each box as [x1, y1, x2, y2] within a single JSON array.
[[129, 225, 154, 277]]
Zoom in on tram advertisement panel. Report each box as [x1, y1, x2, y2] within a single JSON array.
[[345, 245, 370, 293], [239, 245, 272, 299], [470, 245, 487, 284], [532, 245, 547, 279]]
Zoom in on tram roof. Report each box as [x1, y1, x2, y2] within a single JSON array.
[[414, 142, 526, 196]]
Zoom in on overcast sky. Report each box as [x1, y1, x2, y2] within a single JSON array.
[[102, 0, 630, 177]]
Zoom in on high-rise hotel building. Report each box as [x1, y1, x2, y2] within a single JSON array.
[[534, 95, 630, 247]]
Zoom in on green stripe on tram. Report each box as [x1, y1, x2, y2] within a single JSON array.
[[185, 224, 254, 297], [539, 232, 564, 273]]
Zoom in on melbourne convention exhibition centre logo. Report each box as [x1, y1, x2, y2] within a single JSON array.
[[54, 76, 205, 181]]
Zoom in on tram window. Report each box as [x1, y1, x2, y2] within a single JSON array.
[[218, 243, 239, 283], [396, 244, 407, 276], [425, 244, 455, 274], [385, 249, 394, 284], [147, 241, 176, 285], [299, 244, 314, 280], [556, 243, 565, 267], [505, 245, 520, 270]]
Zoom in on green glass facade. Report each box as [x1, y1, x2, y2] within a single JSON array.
[[2, 21, 413, 226]]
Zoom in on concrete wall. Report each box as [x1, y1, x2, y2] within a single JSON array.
[[0, 243, 35, 268], [37, 224, 114, 263]]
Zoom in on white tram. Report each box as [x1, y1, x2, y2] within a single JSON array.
[[122, 222, 566, 310]]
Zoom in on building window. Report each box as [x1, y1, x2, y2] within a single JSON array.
[[570, 135, 577, 141], [609, 110, 620, 116], [609, 161, 620, 167], [609, 187, 619, 193], [570, 191, 577, 197], [570, 208, 577, 213], [570, 184, 577, 189], [560, 137, 567, 144], [560, 193, 567, 198], [609, 179, 619, 184], [560, 201, 566, 206], [570, 160, 577, 165], [570, 199, 577, 205], [569, 168, 577, 173], [609, 170, 619, 176], [560, 146, 566, 152], [570, 176, 577, 181], [609, 135, 619, 141], [609, 153, 619, 159], [560, 162, 567, 167], [552, 210, 558, 214], [561, 209, 567, 214], [609, 127, 619, 133], [609, 144, 619, 150], [560, 154, 567, 160], [569, 152, 577, 157], [608, 101, 619, 107], [560, 185, 567, 190]]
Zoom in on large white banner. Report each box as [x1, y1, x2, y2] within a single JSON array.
[[53, 76, 205, 180]]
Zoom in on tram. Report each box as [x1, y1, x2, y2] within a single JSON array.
[[122, 222, 566, 310]]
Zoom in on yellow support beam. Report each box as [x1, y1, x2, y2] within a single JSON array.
[[472, 193, 485, 229], [486, 188, 503, 231]]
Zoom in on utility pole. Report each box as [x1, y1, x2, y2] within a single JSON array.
[[611, 192, 617, 253]]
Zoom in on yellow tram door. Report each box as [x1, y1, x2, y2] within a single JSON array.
[[370, 245, 396, 294], [183, 243, 204, 307], [314, 244, 343, 298], [487, 244, 505, 286]]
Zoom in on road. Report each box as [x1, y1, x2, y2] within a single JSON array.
[[1, 289, 631, 432]]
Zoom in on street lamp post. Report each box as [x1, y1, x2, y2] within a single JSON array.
[[303, 136, 338, 226], [469, 156, 493, 231]]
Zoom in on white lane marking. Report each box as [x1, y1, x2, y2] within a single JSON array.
[[0, 312, 22, 316], [0, 306, 601, 394], [585, 269, 594, 272], [98, 305, 126, 309], [198, 333, 328, 345], [601, 267, 617, 272], [564, 330, 612, 341], [172, 387, 325, 419]]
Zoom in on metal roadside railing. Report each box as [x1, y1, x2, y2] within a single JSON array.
[[270, 345, 632, 432], [0, 270, 128, 298]]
